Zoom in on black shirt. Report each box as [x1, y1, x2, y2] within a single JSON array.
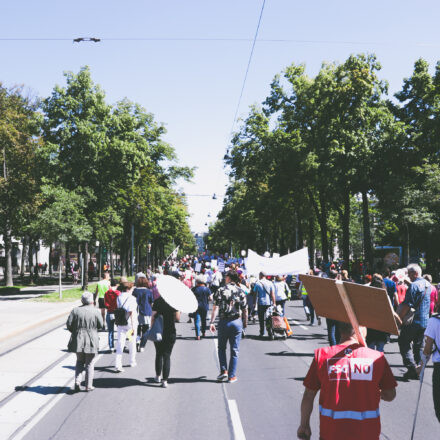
[[152, 296, 177, 338]]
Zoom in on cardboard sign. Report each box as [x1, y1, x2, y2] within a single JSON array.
[[195, 263, 202, 273], [299, 275, 399, 336]]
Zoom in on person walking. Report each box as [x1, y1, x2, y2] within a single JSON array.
[[94, 271, 110, 331], [253, 272, 276, 338], [114, 282, 138, 372], [192, 274, 212, 339], [424, 274, 439, 316], [366, 276, 389, 352], [133, 276, 154, 351], [297, 322, 397, 440], [151, 295, 181, 388], [274, 275, 290, 316], [418, 313, 440, 423], [104, 278, 121, 352], [210, 270, 247, 384], [398, 264, 431, 380], [67, 291, 104, 392]]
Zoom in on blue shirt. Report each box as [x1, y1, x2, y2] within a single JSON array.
[[132, 288, 154, 316], [384, 277, 397, 307], [193, 285, 211, 310], [403, 277, 431, 328], [254, 279, 274, 306]]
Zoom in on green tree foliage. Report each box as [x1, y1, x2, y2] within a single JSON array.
[[209, 54, 437, 273], [0, 84, 41, 285], [0, 67, 194, 286]]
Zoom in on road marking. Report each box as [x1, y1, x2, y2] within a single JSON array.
[[11, 352, 103, 440], [291, 320, 309, 331], [227, 399, 246, 440]]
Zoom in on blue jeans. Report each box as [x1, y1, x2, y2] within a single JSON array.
[[326, 319, 340, 346], [398, 323, 426, 372], [218, 318, 243, 378], [194, 307, 208, 337], [106, 314, 115, 349], [368, 341, 386, 352]]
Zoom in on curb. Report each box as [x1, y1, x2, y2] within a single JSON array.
[[0, 300, 81, 344]]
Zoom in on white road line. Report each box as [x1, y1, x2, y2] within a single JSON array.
[[291, 320, 309, 331], [227, 399, 246, 440], [12, 352, 103, 440]]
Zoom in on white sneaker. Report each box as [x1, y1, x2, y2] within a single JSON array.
[[154, 375, 161, 383], [140, 347, 144, 353], [129, 362, 137, 367], [161, 380, 168, 388]]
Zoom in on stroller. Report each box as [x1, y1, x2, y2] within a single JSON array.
[[265, 305, 288, 340]]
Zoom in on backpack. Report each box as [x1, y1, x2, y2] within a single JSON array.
[[114, 296, 129, 326]]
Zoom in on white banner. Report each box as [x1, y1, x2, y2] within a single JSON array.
[[245, 248, 309, 276]]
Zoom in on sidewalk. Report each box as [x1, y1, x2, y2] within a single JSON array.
[[0, 298, 80, 345]]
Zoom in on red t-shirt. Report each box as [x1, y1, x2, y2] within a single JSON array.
[[396, 284, 407, 304], [304, 343, 397, 440], [104, 289, 121, 313]]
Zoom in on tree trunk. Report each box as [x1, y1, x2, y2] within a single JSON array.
[[20, 237, 27, 278], [4, 227, 13, 286], [28, 240, 34, 283], [341, 192, 351, 268], [49, 243, 53, 275], [110, 237, 114, 279], [82, 241, 89, 291], [298, 217, 304, 250], [98, 244, 102, 280], [329, 231, 335, 261], [65, 244, 70, 278], [308, 218, 315, 269], [361, 190, 374, 270], [404, 222, 410, 266], [318, 193, 329, 263]]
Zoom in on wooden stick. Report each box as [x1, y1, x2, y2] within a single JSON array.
[[335, 280, 366, 346]]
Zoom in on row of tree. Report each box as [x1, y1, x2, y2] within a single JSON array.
[[207, 54, 440, 274], [0, 67, 195, 287]]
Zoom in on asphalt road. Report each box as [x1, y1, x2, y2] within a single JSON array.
[[19, 300, 438, 440]]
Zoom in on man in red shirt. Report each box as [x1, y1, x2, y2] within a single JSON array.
[[104, 278, 121, 352], [297, 322, 397, 440]]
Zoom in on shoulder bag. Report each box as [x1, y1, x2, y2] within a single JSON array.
[[397, 281, 429, 326]]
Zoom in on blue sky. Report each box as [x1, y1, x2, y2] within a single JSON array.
[[2, 0, 440, 233]]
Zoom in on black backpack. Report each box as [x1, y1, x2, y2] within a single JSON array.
[[114, 296, 129, 326]]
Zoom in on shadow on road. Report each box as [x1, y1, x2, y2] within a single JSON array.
[[266, 351, 314, 357], [14, 385, 68, 395], [92, 377, 145, 389]]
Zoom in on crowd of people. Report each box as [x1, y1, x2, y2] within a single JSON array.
[[65, 256, 440, 439]]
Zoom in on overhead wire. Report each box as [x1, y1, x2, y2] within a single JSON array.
[[0, 37, 438, 47], [230, 0, 266, 135]]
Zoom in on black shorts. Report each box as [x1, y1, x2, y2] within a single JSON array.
[[98, 298, 106, 309]]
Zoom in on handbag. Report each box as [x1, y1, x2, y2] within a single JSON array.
[[114, 296, 130, 326], [141, 315, 163, 345], [397, 281, 429, 326]]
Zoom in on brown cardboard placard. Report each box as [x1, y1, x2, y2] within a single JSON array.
[[299, 275, 399, 336]]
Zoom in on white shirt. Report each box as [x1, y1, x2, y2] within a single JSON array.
[[212, 271, 222, 287], [274, 281, 289, 301], [425, 316, 440, 363], [117, 292, 138, 327]]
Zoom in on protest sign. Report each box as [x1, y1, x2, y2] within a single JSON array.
[[299, 275, 399, 344]]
